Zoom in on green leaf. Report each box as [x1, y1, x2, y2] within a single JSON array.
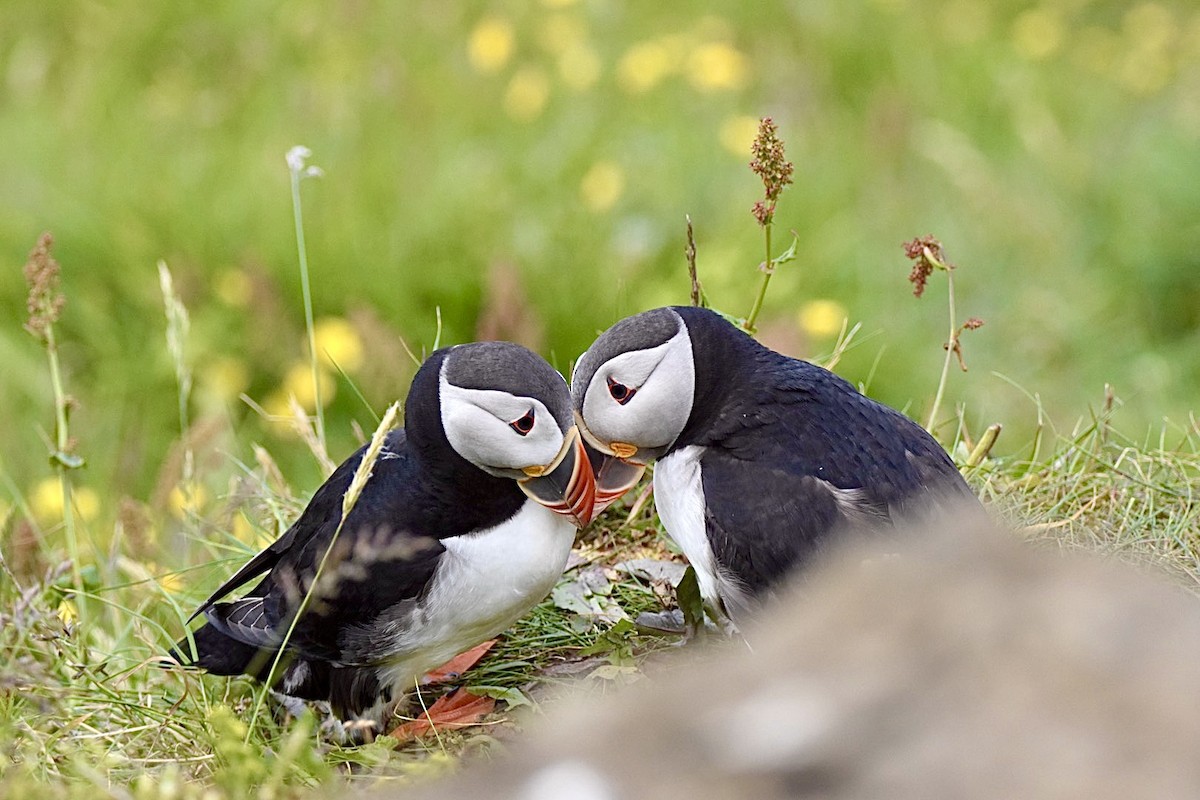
[[50, 450, 86, 470], [676, 565, 706, 637], [770, 230, 800, 268], [704, 305, 748, 331], [467, 685, 532, 708], [579, 617, 637, 658]]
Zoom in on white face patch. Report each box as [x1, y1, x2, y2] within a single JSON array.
[[440, 366, 566, 474], [580, 324, 695, 454]]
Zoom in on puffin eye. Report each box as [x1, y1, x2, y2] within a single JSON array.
[[509, 409, 536, 436], [606, 376, 636, 406]]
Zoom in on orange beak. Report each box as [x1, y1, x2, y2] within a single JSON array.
[[518, 428, 597, 528], [582, 440, 647, 525]]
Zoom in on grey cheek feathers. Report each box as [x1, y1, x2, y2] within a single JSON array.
[[582, 324, 695, 451], [438, 367, 565, 471]]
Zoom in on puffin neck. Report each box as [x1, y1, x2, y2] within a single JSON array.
[[403, 349, 525, 533], [671, 306, 767, 450]]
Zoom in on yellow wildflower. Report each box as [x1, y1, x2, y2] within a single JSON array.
[[215, 268, 251, 307], [57, 600, 77, 625], [504, 67, 551, 121], [560, 45, 602, 90], [797, 300, 848, 340], [687, 42, 749, 91], [168, 483, 210, 519], [719, 115, 761, 157], [1012, 8, 1064, 61], [580, 162, 625, 212], [1123, 3, 1174, 53], [938, 0, 990, 46], [313, 316, 364, 372], [31, 478, 99, 523], [538, 14, 584, 56], [201, 356, 250, 402], [232, 511, 273, 548], [282, 363, 337, 410], [155, 567, 185, 595], [617, 41, 674, 93], [1116, 50, 1172, 95], [468, 16, 515, 73]]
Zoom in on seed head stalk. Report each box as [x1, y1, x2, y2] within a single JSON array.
[[245, 401, 401, 740], [745, 118, 794, 334], [745, 221, 774, 333], [903, 235, 984, 435], [927, 266, 957, 431], [46, 322, 83, 613], [23, 233, 86, 620]]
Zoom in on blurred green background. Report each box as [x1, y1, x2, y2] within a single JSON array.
[[2, 0, 1199, 530]]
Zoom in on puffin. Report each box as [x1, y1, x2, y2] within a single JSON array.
[[570, 305, 981, 624], [171, 341, 596, 735]]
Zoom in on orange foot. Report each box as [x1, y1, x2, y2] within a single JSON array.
[[420, 639, 498, 685], [389, 688, 497, 742]]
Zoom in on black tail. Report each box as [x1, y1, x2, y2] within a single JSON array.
[[169, 622, 282, 679], [168, 622, 333, 701]]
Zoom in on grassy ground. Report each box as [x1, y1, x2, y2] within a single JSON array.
[[2, 421, 1199, 800]]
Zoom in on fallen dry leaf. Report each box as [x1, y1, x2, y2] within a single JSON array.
[[389, 688, 497, 742], [420, 639, 497, 685]]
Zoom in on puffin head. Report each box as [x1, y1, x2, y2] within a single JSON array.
[[571, 307, 696, 521], [434, 341, 596, 527]]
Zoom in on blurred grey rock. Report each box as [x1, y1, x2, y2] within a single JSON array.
[[400, 513, 1200, 799]]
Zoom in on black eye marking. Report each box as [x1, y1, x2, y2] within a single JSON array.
[[607, 376, 636, 405], [509, 409, 536, 436]]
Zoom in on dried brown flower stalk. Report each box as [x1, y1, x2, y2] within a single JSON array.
[[749, 117, 794, 227], [745, 117, 796, 333], [902, 235, 985, 431], [24, 232, 65, 342]]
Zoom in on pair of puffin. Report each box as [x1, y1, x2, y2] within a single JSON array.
[[175, 307, 978, 728]]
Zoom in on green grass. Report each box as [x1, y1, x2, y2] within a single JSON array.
[[2, 425, 1199, 799], [3, 0, 1200, 796]]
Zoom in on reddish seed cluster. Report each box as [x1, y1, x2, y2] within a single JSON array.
[[964, 317, 984, 330], [750, 117, 794, 227], [903, 234, 952, 298], [23, 232, 65, 342]]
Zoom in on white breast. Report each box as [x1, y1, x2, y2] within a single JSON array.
[[377, 501, 575, 692], [654, 446, 719, 599], [654, 445, 750, 623]]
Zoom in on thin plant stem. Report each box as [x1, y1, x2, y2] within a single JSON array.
[[45, 323, 85, 618], [685, 215, 702, 306], [745, 221, 773, 333], [244, 402, 401, 740], [290, 166, 325, 454], [926, 269, 957, 432]]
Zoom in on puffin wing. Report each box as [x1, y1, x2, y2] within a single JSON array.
[[697, 357, 976, 596], [191, 428, 451, 663], [698, 446, 886, 601], [203, 523, 446, 663], [188, 431, 406, 623]]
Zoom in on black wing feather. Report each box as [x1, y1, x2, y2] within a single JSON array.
[[699, 354, 977, 596], [182, 428, 450, 663], [186, 434, 385, 622]]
